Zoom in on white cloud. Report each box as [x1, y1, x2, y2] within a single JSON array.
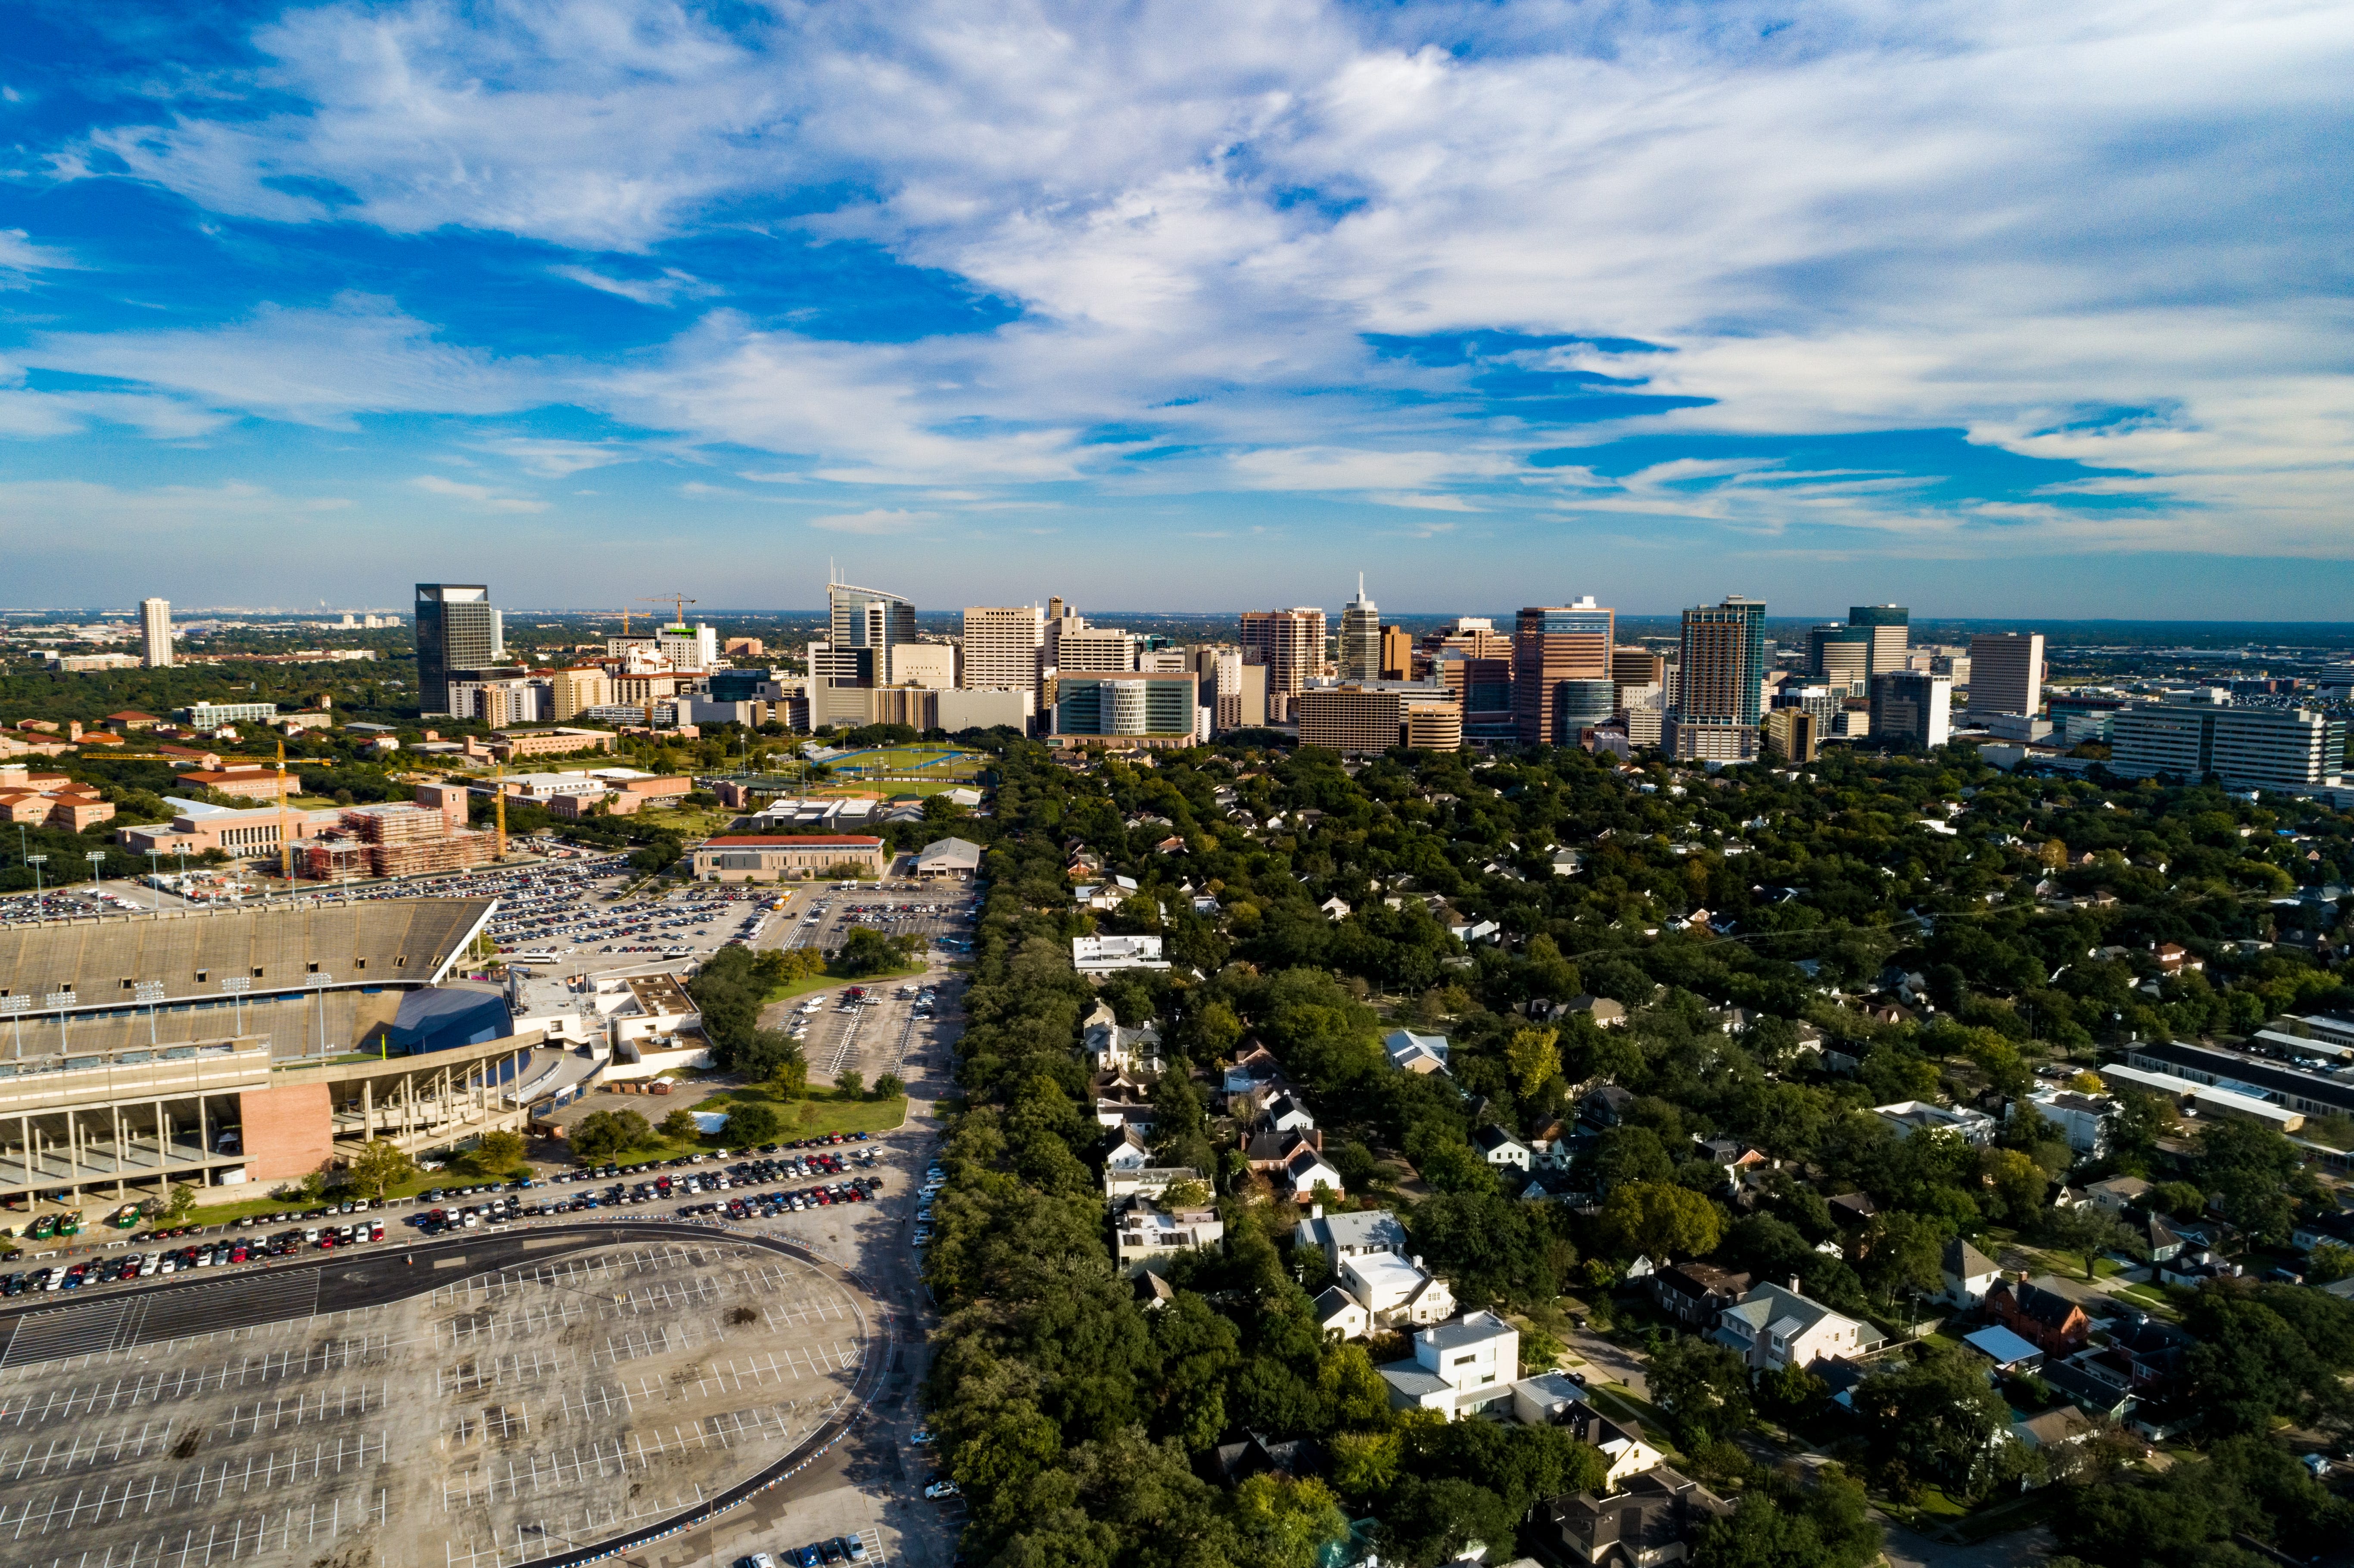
[[0, 227, 82, 283], [549, 264, 721, 305], [809, 507, 934, 534], [476, 437, 638, 477], [411, 474, 547, 512], [30, 0, 2354, 559], [27, 295, 528, 427]]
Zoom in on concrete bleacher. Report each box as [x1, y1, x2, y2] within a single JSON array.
[[0, 898, 495, 1009], [0, 989, 397, 1063]]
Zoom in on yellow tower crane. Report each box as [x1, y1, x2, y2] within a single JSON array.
[[275, 739, 293, 885]]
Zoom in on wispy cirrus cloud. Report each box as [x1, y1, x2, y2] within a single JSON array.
[[411, 474, 546, 512]]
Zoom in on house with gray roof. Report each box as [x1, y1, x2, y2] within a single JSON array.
[[1295, 1206, 1409, 1272], [1378, 1311, 1520, 1419], [1713, 1281, 1885, 1373]]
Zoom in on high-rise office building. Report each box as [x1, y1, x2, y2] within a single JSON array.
[[1871, 671, 1952, 749], [1848, 604, 1909, 678], [1239, 609, 1327, 700], [1338, 576, 1383, 682], [1765, 707, 1819, 763], [828, 580, 915, 673], [657, 622, 719, 672], [1380, 625, 1415, 681], [1297, 682, 1463, 754], [553, 666, 613, 721], [1512, 599, 1615, 745], [1054, 627, 1140, 673], [1807, 624, 1872, 693], [2108, 697, 2345, 792], [415, 584, 503, 716], [140, 597, 172, 669], [962, 607, 1046, 694], [1055, 672, 1201, 745], [1668, 595, 1766, 762], [1967, 632, 2045, 719]]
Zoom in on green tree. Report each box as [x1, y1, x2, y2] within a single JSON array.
[[1504, 1026, 1563, 1101], [165, 1182, 198, 1222], [1596, 1181, 1722, 1261], [1228, 1474, 1349, 1568], [1851, 1348, 2022, 1500], [2194, 1118, 2306, 1244], [722, 1100, 782, 1146], [836, 1069, 865, 1098], [1647, 1335, 1754, 1447], [873, 1072, 906, 1101], [2040, 1203, 2131, 1281], [474, 1128, 526, 1171], [570, 1108, 654, 1160], [659, 1108, 701, 1141], [347, 1138, 414, 1198]]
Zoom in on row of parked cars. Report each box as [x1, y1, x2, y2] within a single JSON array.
[[3, 1220, 385, 1294], [911, 1158, 946, 1247], [736, 1536, 869, 1568]]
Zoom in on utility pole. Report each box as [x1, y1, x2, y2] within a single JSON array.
[[276, 739, 293, 886]]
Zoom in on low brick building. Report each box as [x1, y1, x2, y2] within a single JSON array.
[[691, 834, 886, 882]]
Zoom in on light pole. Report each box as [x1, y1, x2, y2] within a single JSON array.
[[0, 993, 26, 1058], [45, 987, 75, 1053], [311, 973, 335, 1058], [146, 849, 162, 909], [135, 980, 165, 1046], [221, 975, 251, 1036], [86, 850, 105, 901], [26, 852, 44, 905]]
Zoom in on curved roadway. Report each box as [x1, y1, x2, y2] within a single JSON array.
[[0, 1219, 897, 1568]]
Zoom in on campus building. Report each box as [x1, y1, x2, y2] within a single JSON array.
[[2107, 697, 2346, 792], [690, 834, 888, 881], [1055, 672, 1202, 747]]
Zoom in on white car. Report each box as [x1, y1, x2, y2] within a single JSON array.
[[924, 1481, 960, 1500]]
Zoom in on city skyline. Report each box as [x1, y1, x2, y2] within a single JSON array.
[[3, 3, 2351, 613]]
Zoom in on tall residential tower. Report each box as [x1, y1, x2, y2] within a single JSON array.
[[140, 597, 171, 669], [1669, 595, 1767, 762]]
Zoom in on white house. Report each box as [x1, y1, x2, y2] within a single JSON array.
[[1312, 1286, 1372, 1340], [1111, 1199, 1225, 1277], [1874, 1100, 1999, 1148], [1296, 1207, 1410, 1271], [2022, 1086, 2115, 1156], [1510, 1371, 1590, 1427], [1274, 1143, 1345, 1202], [1083, 999, 1165, 1074], [1383, 1028, 1451, 1075], [1223, 1045, 1289, 1098], [1378, 1311, 1521, 1418], [1259, 1092, 1316, 1134], [1474, 1125, 1533, 1170], [1712, 1282, 1885, 1373], [1320, 896, 1351, 920], [1338, 1251, 1457, 1330], [1105, 1125, 1153, 1173], [1940, 1237, 2002, 1308], [1072, 934, 1171, 974]]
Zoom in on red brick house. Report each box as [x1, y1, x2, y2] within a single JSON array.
[[1986, 1276, 2090, 1357]]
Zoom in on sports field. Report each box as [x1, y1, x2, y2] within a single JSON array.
[[820, 745, 984, 778]]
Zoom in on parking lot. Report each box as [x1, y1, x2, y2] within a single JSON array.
[[0, 1228, 884, 1568]]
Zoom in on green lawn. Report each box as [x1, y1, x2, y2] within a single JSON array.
[[162, 1158, 526, 1232], [697, 1086, 911, 1137]]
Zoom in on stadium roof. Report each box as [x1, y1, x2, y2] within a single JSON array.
[[0, 898, 494, 1009]]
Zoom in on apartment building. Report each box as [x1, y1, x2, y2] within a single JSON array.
[[1669, 595, 1766, 762], [961, 606, 1044, 694], [140, 597, 172, 669], [1239, 608, 1327, 708], [1967, 632, 2045, 719], [1513, 600, 1614, 745]]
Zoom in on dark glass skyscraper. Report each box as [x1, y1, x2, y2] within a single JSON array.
[[415, 583, 501, 715]]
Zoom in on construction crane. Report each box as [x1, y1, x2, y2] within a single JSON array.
[[275, 740, 292, 885], [636, 593, 698, 631]]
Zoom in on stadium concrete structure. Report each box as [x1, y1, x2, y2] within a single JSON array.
[[0, 898, 547, 1217]]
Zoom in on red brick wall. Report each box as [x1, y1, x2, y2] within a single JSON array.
[[239, 1083, 334, 1181]]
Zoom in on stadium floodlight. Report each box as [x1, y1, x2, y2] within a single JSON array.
[[135, 980, 167, 1045]]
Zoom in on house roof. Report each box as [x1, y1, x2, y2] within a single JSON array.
[[1473, 1124, 1531, 1155], [1719, 1283, 1884, 1351], [1997, 1279, 2084, 1329], [1943, 1238, 1998, 1279], [1311, 1285, 1365, 1325], [1962, 1325, 2045, 1366], [2015, 1406, 2096, 1446], [701, 834, 884, 847], [1422, 1310, 1516, 1351], [1300, 1209, 1407, 1255]]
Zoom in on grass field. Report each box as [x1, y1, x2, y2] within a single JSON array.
[[821, 745, 985, 778]]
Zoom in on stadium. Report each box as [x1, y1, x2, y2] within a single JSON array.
[[0, 898, 542, 1220]]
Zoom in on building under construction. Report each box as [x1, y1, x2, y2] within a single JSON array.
[[0, 898, 542, 1223], [295, 802, 497, 881]]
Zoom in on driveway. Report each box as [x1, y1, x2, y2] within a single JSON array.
[[1563, 1321, 1652, 1399], [1881, 1524, 2055, 1568]]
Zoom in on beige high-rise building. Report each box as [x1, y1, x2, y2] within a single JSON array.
[[891, 642, 958, 689], [553, 666, 613, 721], [1239, 608, 1327, 697], [1297, 684, 1463, 754], [1380, 625, 1415, 681], [961, 607, 1044, 694], [1338, 576, 1383, 682], [1849, 605, 1909, 678], [1967, 632, 2045, 719], [1054, 627, 1139, 673], [140, 597, 172, 668]]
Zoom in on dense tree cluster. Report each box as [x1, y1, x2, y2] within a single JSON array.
[[916, 732, 2354, 1565]]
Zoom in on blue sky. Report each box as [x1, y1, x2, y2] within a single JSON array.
[[3, 0, 2351, 616]]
